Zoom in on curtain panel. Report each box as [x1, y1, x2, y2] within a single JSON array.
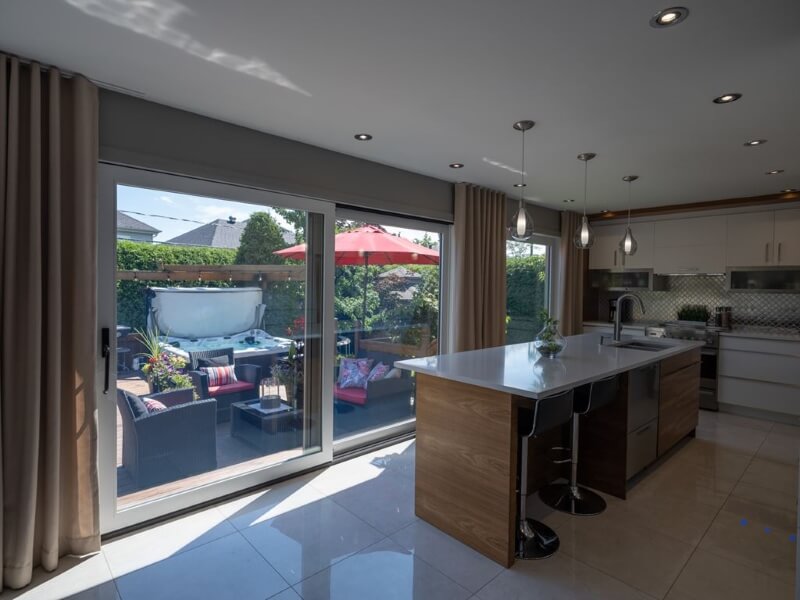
[[452, 183, 507, 352], [559, 211, 586, 336], [0, 54, 100, 590]]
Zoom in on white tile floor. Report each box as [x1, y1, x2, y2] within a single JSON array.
[[4, 412, 798, 600]]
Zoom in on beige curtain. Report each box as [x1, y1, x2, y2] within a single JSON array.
[[1, 54, 100, 590], [559, 211, 586, 336], [452, 183, 507, 352]]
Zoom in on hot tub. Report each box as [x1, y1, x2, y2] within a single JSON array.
[[148, 286, 293, 368]]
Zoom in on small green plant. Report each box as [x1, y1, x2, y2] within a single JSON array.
[[535, 309, 565, 357]]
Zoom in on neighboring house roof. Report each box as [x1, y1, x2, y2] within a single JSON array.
[[167, 218, 295, 249], [167, 218, 247, 248], [117, 211, 161, 235], [378, 266, 422, 280]]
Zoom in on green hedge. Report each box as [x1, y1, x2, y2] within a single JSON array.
[[116, 241, 237, 331], [506, 255, 547, 343]]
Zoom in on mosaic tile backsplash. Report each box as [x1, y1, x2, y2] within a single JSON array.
[[598, 275, 800, 328]]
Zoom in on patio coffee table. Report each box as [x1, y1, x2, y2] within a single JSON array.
[[230, 399, 304, 454]]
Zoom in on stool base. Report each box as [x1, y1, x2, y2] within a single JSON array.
[[516, 518, 560, 560], [539, 483, 607, 516]]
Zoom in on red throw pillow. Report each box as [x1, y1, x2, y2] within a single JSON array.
[[201, 364, 238, 387], [144, 398, 168, 414], [337, 358, 374, 389]]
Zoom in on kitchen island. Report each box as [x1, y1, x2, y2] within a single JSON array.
[[396, 332, 703, 567]]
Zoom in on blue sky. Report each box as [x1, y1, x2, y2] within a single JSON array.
[[117, 185, 441, 245], [117, 185, 290, 242]]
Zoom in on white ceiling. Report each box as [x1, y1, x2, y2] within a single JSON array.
[[2, 0, 799, 211]]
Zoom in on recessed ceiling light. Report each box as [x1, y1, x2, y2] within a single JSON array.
[[513, 183, 527, 188], [713, 93, 742, 104], [563, 199, 576, 203], [650, 6, 689, 27], [354, 133, 372, 141], [449, 163, 464, 169], [782, 188, 798, 193], [744, 139, 767, 146], [766, 169, 784, 175]]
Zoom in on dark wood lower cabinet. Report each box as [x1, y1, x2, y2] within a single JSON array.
[[658, 348, 701, 456]]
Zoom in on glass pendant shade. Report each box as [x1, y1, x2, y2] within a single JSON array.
[[619, 226, 638, 256], [573, 215, 595, 249], [509, 200, 535, 241]]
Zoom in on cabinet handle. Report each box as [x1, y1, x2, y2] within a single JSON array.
[[765, 242, 769, 263], [614, 250, 617, 267], [778, 242, 782, 263]]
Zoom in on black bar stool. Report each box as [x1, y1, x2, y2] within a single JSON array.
[[539, 375, 619, 516], [516, 389, 574, 559]]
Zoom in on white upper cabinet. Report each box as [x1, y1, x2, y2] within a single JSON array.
[[726, 211, 775, 267], [653, 215, 726, 274], [588, 224, 625, 270], [773, 208, 800, 266], [588, 222, 654, 270]]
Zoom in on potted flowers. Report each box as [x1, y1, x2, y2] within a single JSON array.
[[534, 309, 567, 358], [273, 342, 303, 408], [134, 327, 193, 393]]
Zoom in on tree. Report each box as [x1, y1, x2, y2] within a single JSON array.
[[274, 207, 306, 244], [235, 212, 287, 264]]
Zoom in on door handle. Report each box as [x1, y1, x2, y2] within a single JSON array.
[[765, 242, 770, 263], [613, 251, 617, 267], [101, 327, 111, 395], [778, 242, 782, 263]]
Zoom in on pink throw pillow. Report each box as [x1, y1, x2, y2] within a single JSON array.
[[365, 362, 391, 387], [144, 398, 168, 414], [338, 358, 374, 389]]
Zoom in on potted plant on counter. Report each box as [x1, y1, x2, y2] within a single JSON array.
[[534, 309, 567, 358]]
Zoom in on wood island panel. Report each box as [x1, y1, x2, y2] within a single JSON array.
[[414, 374, 518, 567], [658, 361, 701, 455]]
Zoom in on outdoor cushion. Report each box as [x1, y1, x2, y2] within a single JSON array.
[[207, 380, 255, 397], [144, 398, 168, 414], [122, 390, 149, 419], [197, 355, 230, 368], [337, 358, 373, 389], [201, 364, 238, 387], [366, 362, 391, 386], [335, 385, 367, 406]]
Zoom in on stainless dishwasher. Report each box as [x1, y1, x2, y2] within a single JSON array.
[[626, 363, 660, 479]]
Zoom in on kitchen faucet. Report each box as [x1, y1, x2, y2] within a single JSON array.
[[614, 293, 645, 341]]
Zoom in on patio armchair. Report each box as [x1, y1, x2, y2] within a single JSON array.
[[116, 387, 218, 489], [188, 348, 262, 422], [334, 350, 416, 431]]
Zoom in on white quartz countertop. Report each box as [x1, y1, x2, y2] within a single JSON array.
[[396, 333, 704, 400]]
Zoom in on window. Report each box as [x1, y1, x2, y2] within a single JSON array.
[[506, 236, 558, 343]]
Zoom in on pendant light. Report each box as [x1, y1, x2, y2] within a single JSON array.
[[508, 120, 535, 241], [573, 152, 597, 249], [619, 175, 639, 256]]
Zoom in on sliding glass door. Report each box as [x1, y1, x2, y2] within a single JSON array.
[[97, 165, 335, 532], [332, 209, 449, 451]]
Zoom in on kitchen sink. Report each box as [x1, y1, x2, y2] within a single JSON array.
[[600, 338, 672, 352]]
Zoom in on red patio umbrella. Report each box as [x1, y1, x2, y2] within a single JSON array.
[[274, 225, 439, 323]]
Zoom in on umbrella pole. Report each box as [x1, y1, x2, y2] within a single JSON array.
[[362, 253, 369, 331]]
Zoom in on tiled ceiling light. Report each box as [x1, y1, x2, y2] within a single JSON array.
[[619, 175, 640, 256], [744, 139, 767, 146], [573, 153, 597, 250], [712, 93, 742, 104], [650, 6, 689, 27], [508, 120, 535, 241], [449, 162, 464, 169], [354, 133, 372, 141]]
